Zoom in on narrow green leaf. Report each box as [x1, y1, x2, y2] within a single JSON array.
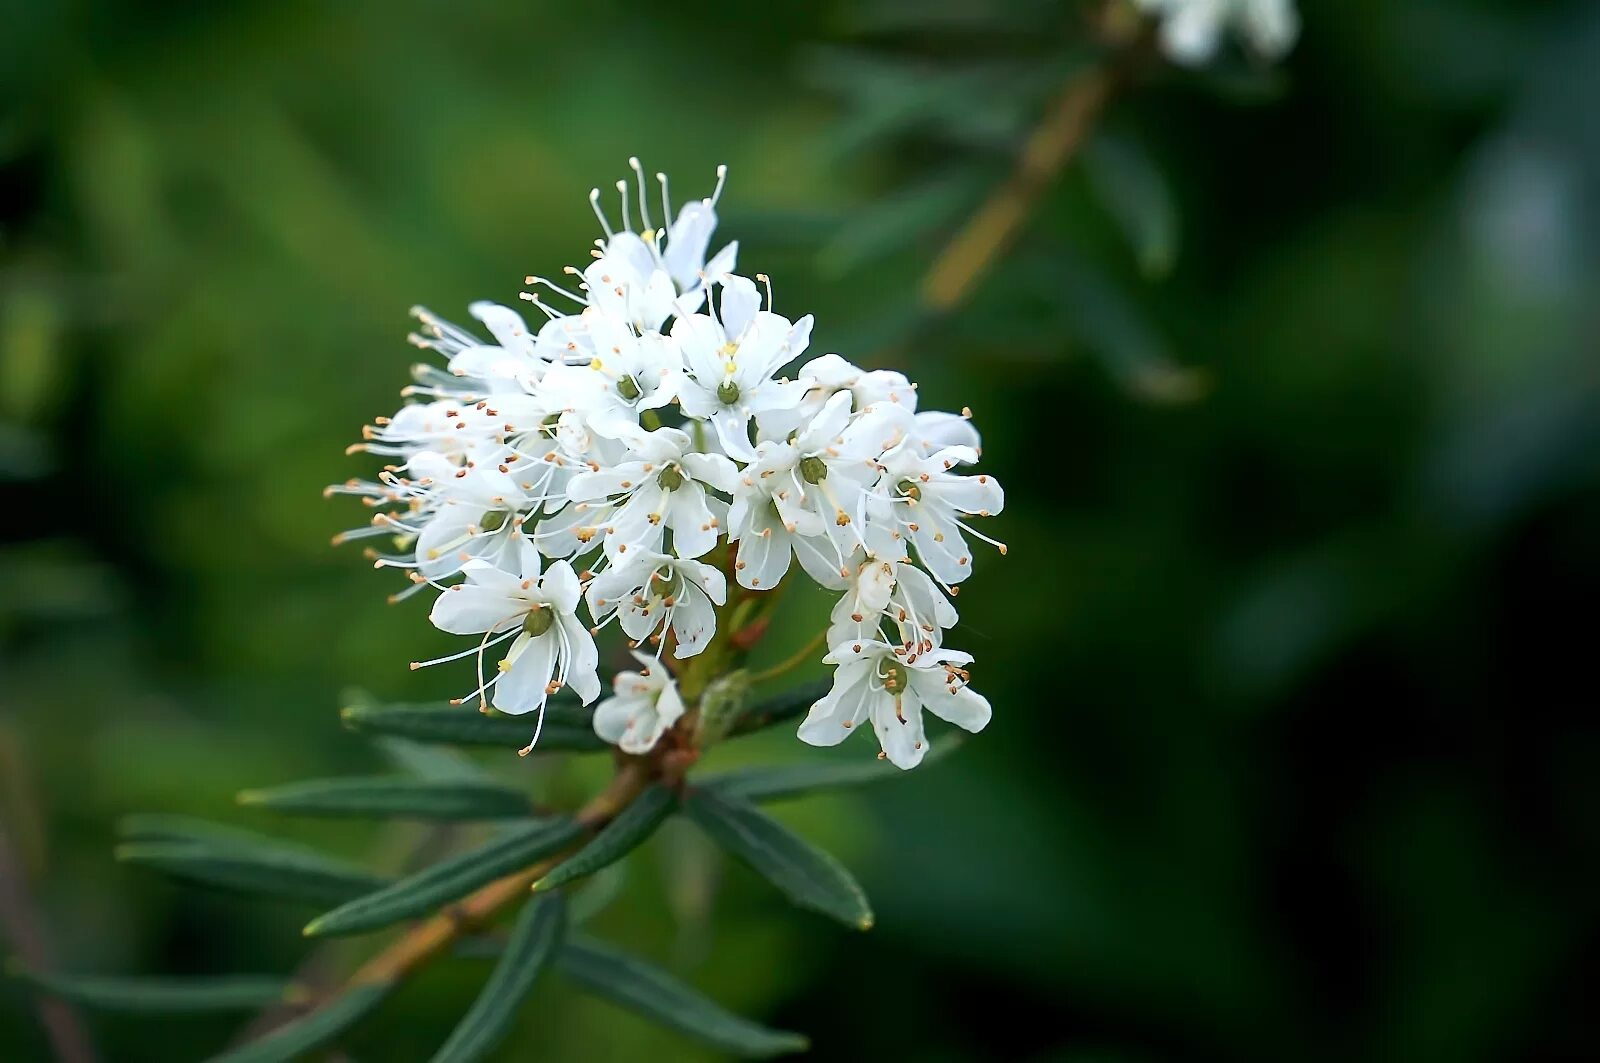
[[239, 775, 533, 821], [430, 895, 566, 1063], [340, 702, 602, 751], [703, 739, 961, 804], [727, 680, 831, 738], [559, 936, 806, 1058], [9, 965, 293, 1013], [534, 785, 675, 894], [1083, 134, 1180, 279], [305, 818, 583, 938], [205, 982, 390, 1063], [117, 839, 389, 907], [682, 788, 873, 930], [118, 814, 280, 848], [1058, 254, 1209, 404], [375, 735, 488, 781], [818, 169, 985, 276]]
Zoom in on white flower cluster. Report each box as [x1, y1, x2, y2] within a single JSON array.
[[1133, 0, 1299, 65], [333, 161, 1002, 769]]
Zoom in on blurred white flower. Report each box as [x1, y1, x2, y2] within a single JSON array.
[[1133, 0, 1299, 65]]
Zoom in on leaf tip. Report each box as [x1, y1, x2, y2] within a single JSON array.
[[856, 913, 875, 931], [301, 919, 327, 938], [236, 790, 264, 806]]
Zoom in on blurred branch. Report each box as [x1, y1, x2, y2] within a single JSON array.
[[0, 813, 99, 1063], [921, 5, 1152, 311]]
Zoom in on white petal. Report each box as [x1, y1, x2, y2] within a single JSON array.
[[910, 669, 990, 733], [872, 689, 928, 769], [494, 633, 555, 715], [796, 661, 875, 748], [539, 560, 582, 613], [720, 274, 762, 339], [430, 583, 523, 636]]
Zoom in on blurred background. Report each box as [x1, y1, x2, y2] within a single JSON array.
[[4, 0, 1600, 1059]]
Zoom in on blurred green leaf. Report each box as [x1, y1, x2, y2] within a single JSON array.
[[702, 739, 960, 803], [819, 168, 986, 276], [1083, 134, 1179, 279], [9, 966, 294, 1013], [566, 860, 629, 926], [727, 680, 831, 738], [559, 935, 808, 1058], [305, 818, 584, 938], [238, 775, 534, 820], [118, 814, 278, 848], [206, 982, 391, 1063], [430, 894, 565, 1063], [534, 785, 676, 894], [682, 788, 873, 930], [341, 701, 602, 751], [374, 735, 487, 782], [116, 838, 389, 907], [1056, 253, 1209, 403]]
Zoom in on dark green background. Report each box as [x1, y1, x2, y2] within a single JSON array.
[[3, 0, 1598, 1060]]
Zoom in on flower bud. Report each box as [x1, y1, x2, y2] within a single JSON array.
[[693, 668, 752, 748]]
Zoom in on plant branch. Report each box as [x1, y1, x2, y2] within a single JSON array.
[[342, 761, 652, 990], [920, 9, 1150, 312], [0, 814, 99, 1063]]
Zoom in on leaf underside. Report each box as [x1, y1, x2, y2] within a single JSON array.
[[240, 775, 534, 820], [305, 817, 585, 938], [559, 935, 807, 1058], [205, 982, 391, 1063], [11, 968, 292, 1013], [682, 787, 873, 930], [535, 784, 676, 894], [430, 894, 566, 1063]]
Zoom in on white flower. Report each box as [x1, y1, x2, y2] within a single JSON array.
[[414, 464, 540, 579], [828, 554, 957, 660], [1133, 0, 1299, 65], [864, 442, 1006, 588], [798, 641, 990, 769], [426, 556, 601, 733], [407, 303, 549, 398], [592, 651, 686, 754], [578, 159, 738, 326], [564, 427, 736, 562], [585, 551, 727, 659], [755, 352, 914, 439], [727, 392, 910, 590], [675, 275, 815, 461], [539, 308, 681, 442]]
